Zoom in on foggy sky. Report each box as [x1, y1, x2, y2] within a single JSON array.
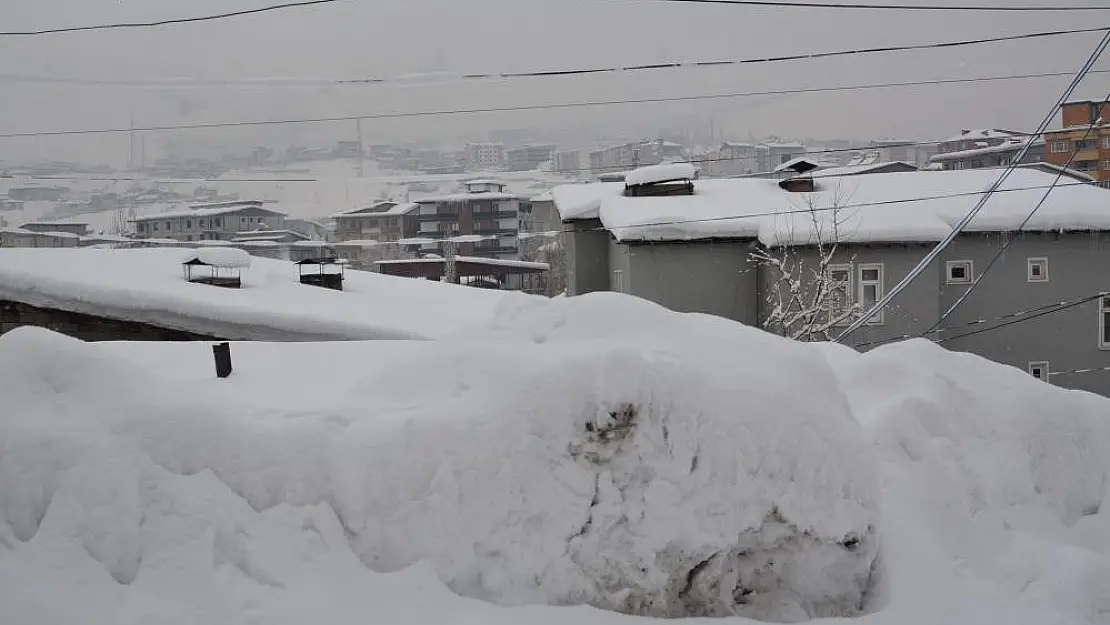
[[1, 0, 1108, 165]]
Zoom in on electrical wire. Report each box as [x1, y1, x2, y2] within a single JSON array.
[[922, 92, 1110, 336], [833, 27, 1110, 342], [652, 0, 1110, 10], [0, 27, 1105, 88], [935, 291, 1106, 343], [0, 0, 349, 36], [3, 69, 1106, 139]]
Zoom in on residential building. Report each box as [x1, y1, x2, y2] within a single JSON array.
[[132, 201, 287, 242], [554, 150, 583, 175], [465, 142, 505, 171], [336, 140, 363, 159], [506, 144, 556, 171], [555, 165, 1110, 397], [286, 218, 336, 242], [1043, 100, 1110, 183], [702, 142, 766, 177], [332, 201, 419, 243], [7, 186, 69, 202], [929, 129, 1044, 171], [588, 140, 686, 176], [0, 227, 82, 248], [412, 180, 528, 259], [19, 222, 89, 236], [762, 141, 806, 170]]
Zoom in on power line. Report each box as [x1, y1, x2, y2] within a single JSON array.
[[833, 28, 1110, 342], [1049, 363, 1110, 378], [935, 291, 1106, 343], [0, 26, 1104, 88], [923, 91, 1110, 335], [3, 68, 1106, 139], [0, 0, 349, 36], [653, 0, 1110, 10]]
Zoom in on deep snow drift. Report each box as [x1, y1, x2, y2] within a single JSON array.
[[1, 293, 1109, 624]]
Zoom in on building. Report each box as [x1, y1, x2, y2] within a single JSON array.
[[589, 140, 685, 176], [336, 140, 363, 159], [762, 141, 806, 171], [555, 164, 1110, 396], [929, 129, 1044, 171], [0, 228, 82, 248], [506, 144, 556, 172], [332, 201, 419, 243], [411, 180, 528, 259], [465, 142, 505, 171], [7, 186, 69, 202], [132, 201, 286, 242], [286, 218, 336, 242], [554, 150, 583, 175], [375, 255, 549, 294], [18, 222, 89, 236], [1043, 100, 1110, 183]]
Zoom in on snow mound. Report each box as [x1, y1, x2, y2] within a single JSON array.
[[2, 294, 1110, 625], [0, 295, 878, 623]]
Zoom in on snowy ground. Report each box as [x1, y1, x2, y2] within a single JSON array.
[[1, 293, 1109, 624]]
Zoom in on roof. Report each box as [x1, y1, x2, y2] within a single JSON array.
[[232, 229, 311, 242], [552, 168, 1110, 247], [414, 192, 525, 203], [375, 255, 550, 271], [333, 201, 419, 219], [463, 179, 507, 186], [929, 138, 1043, 162], [0, 248, 519, 341], [940, 129, 1028, 144], [812, 162, 919, 177], [0, 227, 81, 239], [183, 248, 253, 269], [132, 203, 287, 222], [624, 163, 698, 186], [772, 157, 821, 175]]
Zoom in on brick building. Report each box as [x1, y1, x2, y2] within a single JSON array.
[[1044, 101, 1110, 183], [412, 180, 527, 259]]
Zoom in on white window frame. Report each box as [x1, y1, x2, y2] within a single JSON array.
[[611, 269, 625, 294], [857, 263, 884, 325], [1050, 140, 1071, 153], [1102, 137, 1110, 150], [1027, 257, 1049, 283], [825, 263, 854, 325], [1027, 361, 1049, 381], [1100, 296, 1110, 349], [945, 260, 974, 285]]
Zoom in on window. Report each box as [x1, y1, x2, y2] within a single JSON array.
[[1102, 160, 1110, 171], [1101, 296, 1110, 349], [826, 264, 853, 322], [1028, 361, 1049, 381], [213, 218, 221, 227], [611, 269, 625, 293], [1027, 257, 1048, 282], [241, 217, 247, 224], [186, 220, 192, 229], [165, 221, 172, 230], [858, 264, 884, 324], [1050, 140, 1071, 153], [1102, 137, 1110, 149], [998, 156, 1011, 167], [152, 223, 158, 231], [946, 260, 974, 284], [1077, 139, 1096, 150]]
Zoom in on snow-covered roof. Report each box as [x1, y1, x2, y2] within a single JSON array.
[[553, 168, 1110, 246], [132, 203, 286, 222], [232, 229, 310, 242], [375, 255, 549, 271], [624, 163, 698, 186], [530, 192, 554, 202], [940, 128, 1027, 144], [0, 248, 518, 341], [930, 138, 1043, 162], [413, 192, 524, 203], [183, 247, 253, 269], [0, 227, 82, 239], [464, 179, 507, 186], [772, 157, 821, 174], [812, 162, 918, 177], [333, 202, 419, 219]]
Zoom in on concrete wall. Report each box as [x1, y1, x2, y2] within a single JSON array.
[[938, 232, 1110, 396], [1, 300, 220, 342], [625, 240, 760, 325], [566, 219, 610, 295]]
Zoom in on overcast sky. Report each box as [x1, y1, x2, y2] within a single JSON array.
[[1, 0, 1108, 165]]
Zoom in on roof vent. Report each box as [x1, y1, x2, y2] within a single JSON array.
[[778, 176, 816, 193], [623, 163, 697, 197], [182, 248, 251, 288]]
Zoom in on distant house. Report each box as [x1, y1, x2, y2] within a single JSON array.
[[0, 228, 82, 249], [1043, 100, 1110, 183], [286, 218, 336, 242], [555, 165, 1110, 396], [7, 186, 69, 202], [411, 180, 529, 259], [929, 129, 1044, 171], [589, 140, 685, 176], [132, 201, 287, 242], [506, 144, 556, 172], [332, 201, 419, 243], [19, 222, 89, 236]]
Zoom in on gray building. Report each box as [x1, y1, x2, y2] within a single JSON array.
[[555, 165, 1110, 396], [930, 129, 1045, 171], [506, 144, 556, 172], [132, 201, 286, 242]]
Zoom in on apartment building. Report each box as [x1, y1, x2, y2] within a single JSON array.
[[412, 180, 528, 259], [132, 201, 286, 242], [506, 144, 556, 171], [465, 142, 506, 171], [1043, 101, 1110, 183], [588, 140, 685, 176], [929, 129, 1044, 171], [332, 201, 419, 243]]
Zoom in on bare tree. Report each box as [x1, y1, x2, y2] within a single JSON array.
[[750, 192, 860, 342]]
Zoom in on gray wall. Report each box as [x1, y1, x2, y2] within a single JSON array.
[[625, 240, 760, 325], [938, 231, 1110, 396], [566, 219, 610, 295]]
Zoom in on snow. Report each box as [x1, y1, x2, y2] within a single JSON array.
[[623, 162, 697, 186], [183, 247, 253, 269], [375, 255, 550, 270], [0, 248, 519, 341], [2, 292, 1109, 624], [132, 203, 287, 222], [414, 191, 524, 203], [553, 168, 1110, 246]]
